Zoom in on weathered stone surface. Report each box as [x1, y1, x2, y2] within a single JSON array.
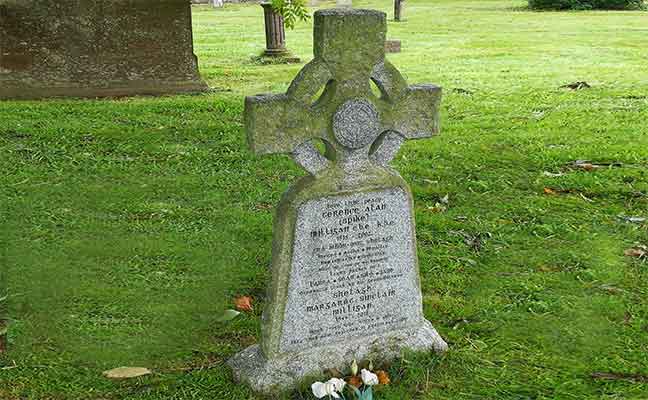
[[385, 39, 402, 53], [229, 321, 445, 392], [0, 0, 207, 99], [280, 188, 426, 352], [230, 8, 446, 393], [261, 2, 288, 56]]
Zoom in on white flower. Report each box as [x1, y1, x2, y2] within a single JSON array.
[[311, 381, 340, 398], [351, 358, 358, 376], [327, 377, 346, 392], [361, 369, 379, 386]]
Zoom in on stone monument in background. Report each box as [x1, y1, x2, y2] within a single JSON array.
[[0, 0, 207, 99], [229, 8, 447, 393]]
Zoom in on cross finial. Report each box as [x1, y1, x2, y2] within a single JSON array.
[[245, 9, 441, 175]]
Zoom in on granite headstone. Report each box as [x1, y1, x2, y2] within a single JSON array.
[[0, 0, 207, 99], [228, 8, 447, 393]]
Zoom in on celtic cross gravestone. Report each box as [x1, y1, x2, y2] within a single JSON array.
[[228, 8, 447, 393]]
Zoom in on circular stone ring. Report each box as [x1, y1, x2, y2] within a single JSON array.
[[332, 99, 381, 150]]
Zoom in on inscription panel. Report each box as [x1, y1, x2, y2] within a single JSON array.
[[280, 188, 423, 352]]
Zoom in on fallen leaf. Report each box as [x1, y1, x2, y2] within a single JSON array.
[[598, 284, 625, 294], [103, 367, 151, 379], [569, 160, 623, 171], [575, 162, 596, 171], [347, 375, 363, 388], [537, 265, 560, 273], [624, 246, 647, 258], [376, 370, 391, 385], [426, 203, 447, 213], [543, 187, 557, 195], [619, 215, 646, 224], [217, 309, 241, 322], [234, 296, 253, 312], [255, 203, 273, 210], [591, 372, 648, 383], [542, 171, 564, 177], [560, 81, 591, 90]]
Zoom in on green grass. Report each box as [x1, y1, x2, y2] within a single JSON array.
[[1, 0, 647, 398]]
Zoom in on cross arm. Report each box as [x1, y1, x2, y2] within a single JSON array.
[[244, 94, 322, 155], [371, 60, 441, 140], [245, 59, 333, 156], [385, 84, 442, 139]]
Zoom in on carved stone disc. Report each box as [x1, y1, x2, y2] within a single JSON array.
[[332, 99, 381, 149]]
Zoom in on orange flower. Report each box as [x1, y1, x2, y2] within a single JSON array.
[[376, 370, 390, 385], [347, 375, 362, 388], [234, 296, 253, 312]]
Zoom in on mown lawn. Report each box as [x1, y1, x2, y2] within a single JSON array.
[[1, 0, 647, 398]]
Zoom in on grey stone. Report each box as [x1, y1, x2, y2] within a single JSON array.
[[333, 99, 381, 149], [230, 8, 446, 394], [0, 0, 207, 99], [385, 39, 402, 53], [336, 0, 353, 8]]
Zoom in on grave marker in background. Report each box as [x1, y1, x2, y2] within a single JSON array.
[[0, 0, 207, 99], [229, 8, 447, 393]]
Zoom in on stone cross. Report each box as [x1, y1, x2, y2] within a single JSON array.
[[230, 9, 447, 394], [245, 9, 440, 179]]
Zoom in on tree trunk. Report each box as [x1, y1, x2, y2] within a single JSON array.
[[261, 3, 287, 56], [394, 0, 403, 21]]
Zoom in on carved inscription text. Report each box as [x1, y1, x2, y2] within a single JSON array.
[[279, 188, 423, 352]]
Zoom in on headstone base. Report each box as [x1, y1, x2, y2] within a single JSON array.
[[228, 320, 447, 393], [0, 80, 208, 100], [263, 48, 290, 57]]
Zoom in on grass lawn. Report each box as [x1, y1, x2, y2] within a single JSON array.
[[1, 0, 647, 398]]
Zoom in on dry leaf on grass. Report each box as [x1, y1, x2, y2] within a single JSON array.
[[619, 215, 646, 224], [346, 375, 363, 388], [235, 296, 253, 312], [103, 367, 151, 379], [574, 161, 596, 171], [426, 204, 447, 213], [568, 160, 623, 171], [624, 246, 646, 258], [591, 372, 648, 383], [543, 187, 557, 195], [542, 171, 564, 177], [376, 370, 391, 385], [560, 81, 591, 90]]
